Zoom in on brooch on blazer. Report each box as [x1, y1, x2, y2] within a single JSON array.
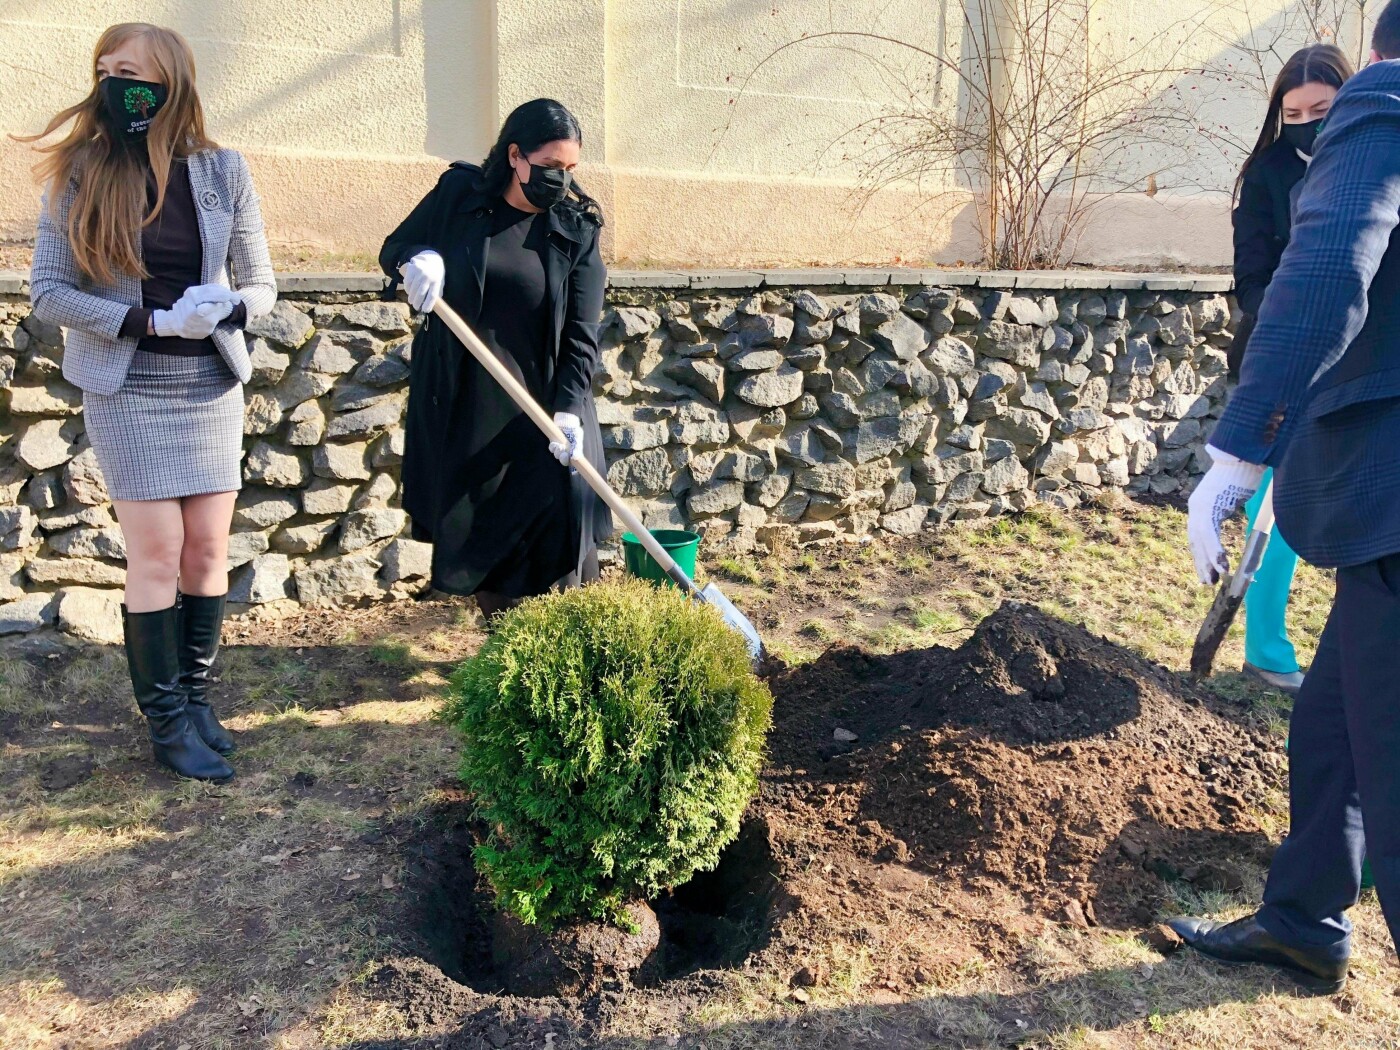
[[199, 190, 222, 210]]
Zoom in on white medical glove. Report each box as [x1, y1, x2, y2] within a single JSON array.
[[403, 251, 446, 313], [1186, 445, 1266, 585]]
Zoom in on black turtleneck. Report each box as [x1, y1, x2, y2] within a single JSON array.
[[117, 155, 246, 354]]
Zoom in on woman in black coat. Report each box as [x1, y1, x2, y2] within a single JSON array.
[[1231, 44, 1353, 378], [380, 99, 611, 618]]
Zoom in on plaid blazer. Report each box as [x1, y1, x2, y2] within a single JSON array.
[[1211, 60, 1400, 569], [29, 147, 275, 395]]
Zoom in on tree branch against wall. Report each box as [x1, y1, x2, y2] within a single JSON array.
[[1183, 0, 1372, 181], [716, 0, 1219, 269], [1205, 0, 1371, 105]]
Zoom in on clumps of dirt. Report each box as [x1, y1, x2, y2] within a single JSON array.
[[353, 603, 1287, 1043], [357, 957, 584, 1047], [492, 901, 664, 998], [856, 727, 1272, 926], [763, 602, 1285, 929], [357, 796, 779, 1045]]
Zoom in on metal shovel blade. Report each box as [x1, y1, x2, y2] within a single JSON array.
[[1190, 572, 1243, 678], [698, 583, 765, 662], [1188, 482, 1275, 680]]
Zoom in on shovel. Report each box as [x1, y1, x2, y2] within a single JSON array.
[[1190, 478, 1275, 678], [418, 293, 765, 663]]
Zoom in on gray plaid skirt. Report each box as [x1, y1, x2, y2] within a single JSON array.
[[83, 350, 244, 502]]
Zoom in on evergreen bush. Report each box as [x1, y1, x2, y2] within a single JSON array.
[[443, 578, 773, 930]]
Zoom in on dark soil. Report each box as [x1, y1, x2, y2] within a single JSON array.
[[351, 602, 1285, 1048], [38, 753, 95, 791], [766, 604, 1281, 929], [491, 902, 663, 998]]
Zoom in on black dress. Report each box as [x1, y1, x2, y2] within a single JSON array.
[[379, 164, 611, 599], [467, 204, 580, 597]]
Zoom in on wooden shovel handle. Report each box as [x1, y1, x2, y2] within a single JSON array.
[[424, 295, 700, 594]]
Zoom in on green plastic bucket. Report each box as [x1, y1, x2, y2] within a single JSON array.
[[621, 529, 699, 588]]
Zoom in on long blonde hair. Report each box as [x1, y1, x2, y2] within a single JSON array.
[[15, 23, 217, 285]]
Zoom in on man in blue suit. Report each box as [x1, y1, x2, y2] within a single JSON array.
[[1176, 6, 1400, 993]]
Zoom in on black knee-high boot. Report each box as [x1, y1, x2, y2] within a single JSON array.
[[123, 604, 234, 783], [177, 593, 235, 755]]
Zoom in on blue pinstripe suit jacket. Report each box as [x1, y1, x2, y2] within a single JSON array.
[[1212, 59, 1400, 568]]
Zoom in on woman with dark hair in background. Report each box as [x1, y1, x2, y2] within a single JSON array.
[[1228, 43, 1354, 696], [23, 23, 275, 783], [379, 98, 611, 620]]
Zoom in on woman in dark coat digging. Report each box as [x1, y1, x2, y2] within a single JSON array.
[[380, 98, 611, 619]]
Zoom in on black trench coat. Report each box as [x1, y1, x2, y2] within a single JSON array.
[[1231, 139, 1307, 377], [379, 163, 612, 597]]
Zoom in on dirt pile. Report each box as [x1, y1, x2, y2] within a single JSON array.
[[354, 603, 1288, 1044], [765, 602, 1285, 928]]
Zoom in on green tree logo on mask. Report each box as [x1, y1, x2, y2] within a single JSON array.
[[123, 85, 158, 118]]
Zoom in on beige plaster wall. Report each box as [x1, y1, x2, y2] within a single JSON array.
[[0, 0, 497, 263], [0, 0, 1369, 268]]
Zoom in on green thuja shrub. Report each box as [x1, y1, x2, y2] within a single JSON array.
[[443, 578, 773, 930]]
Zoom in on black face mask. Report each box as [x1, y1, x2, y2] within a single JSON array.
[[518, 162, 572, 210], [1281, 118, 1323, 157], [98, 76, 168, 139]]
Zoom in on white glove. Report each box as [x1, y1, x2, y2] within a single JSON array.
[[403, 251, 445, 313], [153, 298, 234, 339], [1187, 445, 1266, 585], [180, 283, 242, 308], [549, 412, 583, 467]]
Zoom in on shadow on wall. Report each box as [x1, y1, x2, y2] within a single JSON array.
[[422, 0, 496, 164], [710, 0, 1333, 267]]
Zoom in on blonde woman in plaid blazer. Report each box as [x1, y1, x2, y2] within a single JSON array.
[[22, 24, 275, 783]]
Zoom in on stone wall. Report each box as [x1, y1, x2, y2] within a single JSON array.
[[0, 269, 1233, 642]]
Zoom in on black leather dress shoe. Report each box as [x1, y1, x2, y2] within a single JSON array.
[[1168, 914, 1347, 994]]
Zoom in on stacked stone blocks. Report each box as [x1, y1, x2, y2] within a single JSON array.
[[0, 273, 1233, 639]]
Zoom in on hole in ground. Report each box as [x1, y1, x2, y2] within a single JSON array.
[[653, 816, 781, 977], [396, 798, 504, 993], [396, 805, 781, 995]]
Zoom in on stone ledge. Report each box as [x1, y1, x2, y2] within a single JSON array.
[[603, 268, 1235, 292], [0, 268, 1237, 298], [274, 273, 387, 294]]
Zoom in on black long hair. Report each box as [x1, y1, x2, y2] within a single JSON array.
[[1236, 44, 1353, 200], [481, 98, 603, 226]]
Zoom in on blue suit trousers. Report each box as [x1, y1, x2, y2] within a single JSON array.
[[1257, 553, 1400, 958]]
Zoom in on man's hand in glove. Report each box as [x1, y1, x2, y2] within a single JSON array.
[[1187, 445, 1266, 585]]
